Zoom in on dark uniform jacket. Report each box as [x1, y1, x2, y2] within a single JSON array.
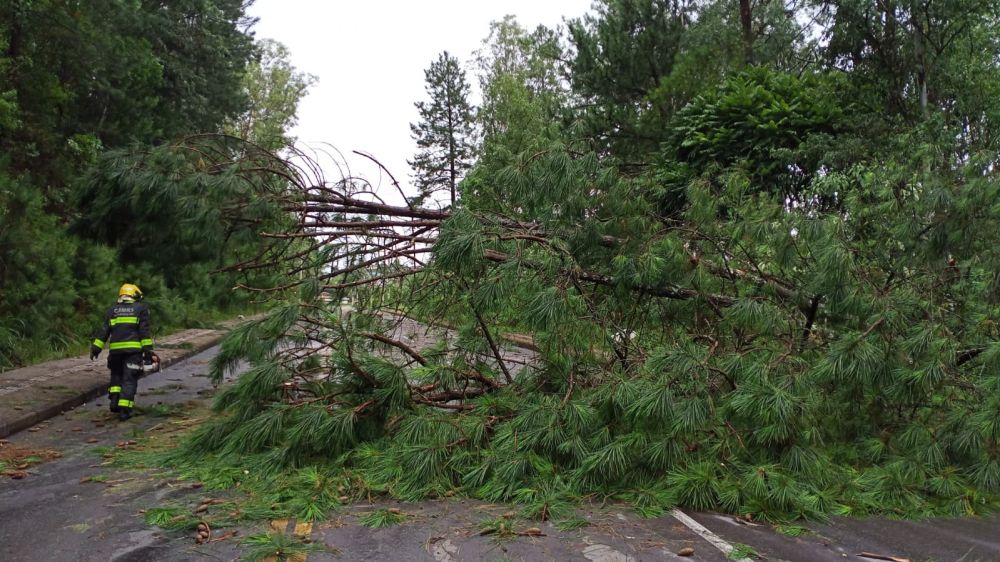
[[92, 300, 154, 355]]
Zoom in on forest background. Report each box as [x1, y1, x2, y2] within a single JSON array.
[[0, 0, 313, 368]]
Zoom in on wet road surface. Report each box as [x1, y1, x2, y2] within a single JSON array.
[[2, 345, 999, 561], [0, 347, 243, 562]]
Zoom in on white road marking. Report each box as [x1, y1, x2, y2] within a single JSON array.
[[429, 538, 459, 562], [670, 509, 754, 562], [582, 543, 636, 562]]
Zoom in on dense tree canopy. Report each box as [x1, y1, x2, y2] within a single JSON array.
[[0, 0, 308, 368]]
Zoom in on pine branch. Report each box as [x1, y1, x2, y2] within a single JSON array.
[[345, 345, 380, 388], [471, 304, 514, 385], [800, 294, 823, 348], [482, 249, 736, 306], [360, 332, 428, 366]]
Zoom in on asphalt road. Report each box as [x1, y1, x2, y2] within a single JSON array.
[[0, 347, 244, 562], [2, 345, 999, 562]]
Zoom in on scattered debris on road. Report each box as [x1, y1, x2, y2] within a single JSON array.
[[0, 440, 61, 478]]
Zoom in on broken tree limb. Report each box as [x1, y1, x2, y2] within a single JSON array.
[[482, 249, 737, 306]]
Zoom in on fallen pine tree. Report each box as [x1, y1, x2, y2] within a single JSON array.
[[99, 128, 1000, 523]]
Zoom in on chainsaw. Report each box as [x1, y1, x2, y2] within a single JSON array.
[[143, 353, 161, 374]]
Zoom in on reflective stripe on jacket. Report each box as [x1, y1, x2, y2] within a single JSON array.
[[92, 300, 154, 355]]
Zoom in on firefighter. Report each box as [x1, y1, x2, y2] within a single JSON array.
[[90, 283, 157, 420]]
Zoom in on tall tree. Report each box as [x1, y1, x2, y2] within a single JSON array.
[[0, 0, 257, 188], [464, 17, 568, 214], [227, 39, 316, 151], [568, 0, 804, 164], [475, 17, 567, 157], [567, 0, 693, 162], [815, 0, 1000, 121], [408, 51, 476, 207]]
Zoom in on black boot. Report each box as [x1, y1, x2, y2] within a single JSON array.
[[109, 394, 120, 413], [117, 408, 132, 421]]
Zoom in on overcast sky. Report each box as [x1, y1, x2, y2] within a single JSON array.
[[248, 0, 593, 202]]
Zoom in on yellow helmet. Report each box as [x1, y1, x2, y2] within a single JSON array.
[[119, 283, 143, 299]]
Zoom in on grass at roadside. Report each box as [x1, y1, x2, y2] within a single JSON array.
[[95, 398, 600, 545], [97, 402, 349, 535]]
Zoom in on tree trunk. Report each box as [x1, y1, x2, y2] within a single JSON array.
[[911, 14, 928, 117], [738, 0, 754, 66], [446, 84, 457, 206]]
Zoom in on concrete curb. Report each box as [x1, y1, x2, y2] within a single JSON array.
[[0, 327, 233, 439]]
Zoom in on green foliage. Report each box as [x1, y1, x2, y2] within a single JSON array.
[[818, 0, 1000, 128], [568, 0, 807, 164], [0, 170, 79, 365], [567, 0, 693, 159], [728, 543, 759, 560], [668, 68, 845, 201], [74, 139, 288, 291], [466, 16, 568, 208], [145, 507, 201, 531], [226, 39, 316, 151], [241, 532, 328, 562], [0, 0, 306, 369], [477, 516, 518, 540], [358, 508, 408, 528], [776, 524, 808, 537], [131, 0, 1000, 528]]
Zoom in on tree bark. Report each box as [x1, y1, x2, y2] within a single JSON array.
[[738, 0, 754, 66], [910, 13, 928, 117]]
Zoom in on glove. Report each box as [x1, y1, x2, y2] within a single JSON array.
[[143, 350, 153, 362], [90, 346, 101, 360]]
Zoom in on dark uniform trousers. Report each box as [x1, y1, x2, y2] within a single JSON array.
[[107, 353, 143, 410]]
